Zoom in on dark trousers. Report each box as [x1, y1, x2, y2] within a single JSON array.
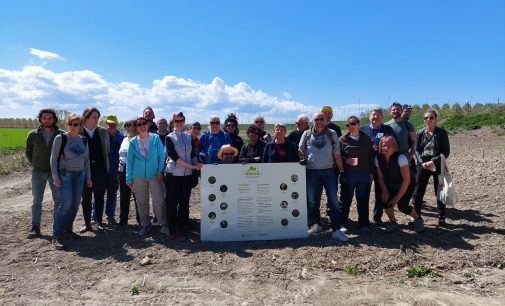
[[339, 172, 371, 227], [81, 166, 107, 224], [164, 174, 192, 234], [382, 182, 415, 215], [414, 168, 446, 218], [118, 171, 140, 225], [372, 171, 383, 222]]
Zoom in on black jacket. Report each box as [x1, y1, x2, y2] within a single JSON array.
[[415, 127, 450, 173]]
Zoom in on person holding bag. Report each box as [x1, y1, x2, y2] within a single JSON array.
[[413, 109, 451, 226]]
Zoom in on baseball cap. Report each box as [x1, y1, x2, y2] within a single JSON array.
[[104, 114, 118, 124], [402, 104, 413, 110], [321, 106, 333, 113]]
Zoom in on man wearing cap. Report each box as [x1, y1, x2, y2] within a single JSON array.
[[217, 144, 239, 164], [401, 104, 413, 121], [321, 106, 342, 138], [103, 114, 125, 226]]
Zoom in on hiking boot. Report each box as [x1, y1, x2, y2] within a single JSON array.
[[307, 223, 323, 236], [385, 221, 399, 233], [332, 230, 349, 242], [27, 226, 41, 239], [340, 226, 348, 234], [359, 225, 371, 235], [52, 237, 64, 250], [413, 217, 425, 232], [373, 219, 385, 227], [107, 218, 118, 227], [79, 223, 92, 234], [438, 217, 447, 227]]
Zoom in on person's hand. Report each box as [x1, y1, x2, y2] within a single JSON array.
[[381, 190, 389, 204], [299, 158, 308, 166], [54, 178, 62, 188], [193, 163, 203, 171], [86, 179, 92, 188], [388, 195, 399, 207], [156, 172, 164, 182], [339, 173, 346, 185], [422, 161, 434, 170]]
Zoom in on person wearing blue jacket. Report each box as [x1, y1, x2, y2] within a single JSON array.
[[126, 117, 167, 236]]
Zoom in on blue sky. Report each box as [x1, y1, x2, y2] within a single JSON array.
[[1, 0, 504, 122]]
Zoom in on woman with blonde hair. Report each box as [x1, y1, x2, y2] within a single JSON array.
[[50, 114, 92, 250], [375, 136, 424, 233]]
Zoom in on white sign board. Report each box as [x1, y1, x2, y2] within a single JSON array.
[[200, 163, 308, 242]]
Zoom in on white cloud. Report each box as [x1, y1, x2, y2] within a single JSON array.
[[29, 48, 64, 61], [0, 65, 372, 123]]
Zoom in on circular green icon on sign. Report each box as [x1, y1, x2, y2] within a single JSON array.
[[208, 176, 216, 184], [208, 194, 216, 202], [281, 218, 289, 226], [291, 192, 299, 200], [208, 212, 216, 220], [220, 220, 228, 229]]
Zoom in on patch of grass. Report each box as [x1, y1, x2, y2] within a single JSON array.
[[407, 265, 441, 278], [131, 285, 140, 295], [493, 260, 504, 270], [0, 128, 31, 151], [343, 265, 360, 276]]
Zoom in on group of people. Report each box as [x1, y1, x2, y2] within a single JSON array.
[[25, 103, 450, 249]]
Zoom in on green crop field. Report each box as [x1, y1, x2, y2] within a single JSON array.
[[0, 128, 31, 151]]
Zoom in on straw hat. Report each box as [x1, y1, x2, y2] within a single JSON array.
[[217, 144, 238, 160]]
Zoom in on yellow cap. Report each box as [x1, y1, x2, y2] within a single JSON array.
[[104, 114, 118, 124], [321, 106, 333, 113]]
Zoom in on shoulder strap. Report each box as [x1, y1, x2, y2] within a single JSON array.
[[326, 128, 336, 150], [57, 134, 67, 170]]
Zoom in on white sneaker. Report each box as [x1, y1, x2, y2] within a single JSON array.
[[332, 230, 349, 241], [307, 224, 323, 235], [138, 226, 149, 236], [340, 226, 348, 233], [159, 226, 170, 236]]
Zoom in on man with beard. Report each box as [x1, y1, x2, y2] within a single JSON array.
[[386, 102, 415, 159], [25, 109, 63, 238], [143, 106, 158, 133]]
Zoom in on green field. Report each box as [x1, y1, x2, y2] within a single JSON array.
[[0, 128, 31, 151]]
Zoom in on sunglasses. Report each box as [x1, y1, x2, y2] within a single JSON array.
[[68, 122, 80, 127], [124, 124, 131, 128], [255, 121, 264, 124], [424, 116, 435, 120], [346, 121, 359, 127], [226, 124, 236, 128], [314, 118, 325, 122], [136, 121, 148, 127], [210, 121, 220, 125], [174, 119, 185, 123], [222, 152, 234, 157]]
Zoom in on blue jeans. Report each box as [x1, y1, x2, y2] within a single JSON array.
[[31, 171, 59, 227], [306, 168, 341, 231], [53, 170, 85, 237], [339, 171, 371, 227], [104, 173, 119, 221]]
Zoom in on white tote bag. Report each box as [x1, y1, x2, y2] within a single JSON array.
[[437, 155, 456, 206]]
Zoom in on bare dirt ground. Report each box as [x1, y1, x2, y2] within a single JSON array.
[[1, 128, 504, 305]]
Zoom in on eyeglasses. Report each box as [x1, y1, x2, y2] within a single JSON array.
[[210, 121, 220, 125], [314, 118, 325, 122], [68, 122, 80, 127], [136, 121, 148, 127], [124, 124, 131, 128], [255, 121, 264, 124], [296, 121, 308, 124], [174, 119, 185, 123], [226, 124, 236, 128], [346, 121, 359, 127], [424, 116, 435, 120]]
